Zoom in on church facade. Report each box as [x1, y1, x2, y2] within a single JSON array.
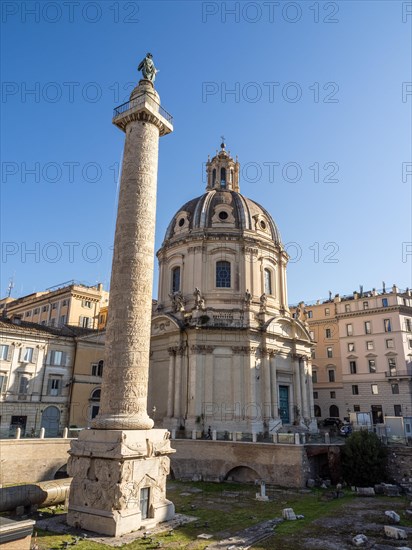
[[148, 144, 317, 435]]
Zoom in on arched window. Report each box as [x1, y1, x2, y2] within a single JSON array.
[[329, 405, 339, 418], [171, 266, 181, 293], [91, 388, 101, 401], [264, 268, 272, 295], [220, 167, 226, 188], [216, 261, 231, 288], [212, 169, 216, 184], [314, 405, 321, 417], [90, 388, 101, 421]]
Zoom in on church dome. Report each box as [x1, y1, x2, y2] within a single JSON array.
[[163, 190, 282, 245], [163, 143, 281, 246]]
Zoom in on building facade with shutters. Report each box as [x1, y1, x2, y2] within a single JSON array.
[[148, 144, 317, 435], [293, 286, 412, 425], [1, 281, 109, 329], [68, 331, 105, 429], [0, 317, 76, 437]]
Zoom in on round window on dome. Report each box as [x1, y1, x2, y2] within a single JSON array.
[[218, 211, 229, 220], [178, 218, 185, 227], [260, 220, 267, 230]]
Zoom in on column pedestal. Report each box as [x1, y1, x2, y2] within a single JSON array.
[[67, 429, 175, 537]]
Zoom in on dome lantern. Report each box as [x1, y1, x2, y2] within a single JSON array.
[[205, 141, 240, 192]]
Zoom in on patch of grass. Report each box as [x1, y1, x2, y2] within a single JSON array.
[[19, 482, 370, 550]]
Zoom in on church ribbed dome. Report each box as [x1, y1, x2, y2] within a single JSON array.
[[163, 189, 282, 245]]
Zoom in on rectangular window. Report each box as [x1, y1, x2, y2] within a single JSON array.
[[52, 303, 58, 310], [386, 339, 394, 349], [309, 331, 315, 340], [216, 261, 231, 288], [394, 405, 402, 417], [382, 298, 388, 307], [366, 341, 374, 350], [345, 304, 351, 312], [325, 328, 331, 339], [48, 378, 61, 396], [49, 350, 64, 366], [0, 373, 8, 393], [171, 266, 181, 293], [312, 370, 317, 383], [346, 324, 353, 336], [264, 269, 272, 295], [364, 321, 371, 334], [313, 391, 318, 399], [59, 315, 67, 326], [19, 376, 29, 394], [384, 319, 392, 332], [327, 347, 333, 358], [22, 347, 33, 362], [80, 317, 91, 328], [328, 370, 335, 382], [330, 391, 336, 399], [388, 358, 397, 373], [62, 300, 68, 307], [354, 404, 360, 411], [33, 308, 39, 314], [350, 361, 357, 374], [409, 339, 412, 349], [325, 307, 330, 316], [391, 383, 399, 394], [363, 301, 369, 310], [311, 349, 316, 359], [82, 300, 92, 309], [368, 359, 376, 373], [352, 385, 359, 395], [371, 384, 379, 395], [307, 310, 313, 318], [0, 345, 9, 361], [42, 305, 48, 312], [92, 361, 104, 377], [348, 342, 355, 352], [25, 311, 31, 317], [406, 319, 412, 332]]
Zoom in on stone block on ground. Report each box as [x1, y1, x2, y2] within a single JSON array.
[[197, 533, 213, 540], [352, 534, 368, 546], [383, 484, 401, 497], [385, 510, 400, 523], [356, 487, 375, 496], [384, 525, 407, 540], [282, 508, 296, 520]]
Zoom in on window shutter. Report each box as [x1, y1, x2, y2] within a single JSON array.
[[6, 345, 13, 362], [62, 352, 68, 366], [45, 350, 51, 365], [19, 347, 24, 361], [47, 378, 52, 394], [79, 316, 83, 327], [32, 347, 39, 364], [57, 379, 61, 395]]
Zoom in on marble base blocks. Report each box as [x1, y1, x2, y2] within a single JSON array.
[[67, 429, 175, 536]]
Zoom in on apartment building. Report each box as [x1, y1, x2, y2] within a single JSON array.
[[293, 285, 412, 424], [1, 281, 109, 329], [0, 317, 76, 437]]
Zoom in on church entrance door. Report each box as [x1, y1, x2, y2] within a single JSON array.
[[279, 386, 290, 423]]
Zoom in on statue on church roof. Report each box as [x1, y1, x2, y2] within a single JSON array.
[[138, 53, 157, 82]]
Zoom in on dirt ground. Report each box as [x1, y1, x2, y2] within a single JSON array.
[[258, 496, 412, 550]]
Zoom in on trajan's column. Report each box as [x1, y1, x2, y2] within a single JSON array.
[[67, 54, 175, 537]]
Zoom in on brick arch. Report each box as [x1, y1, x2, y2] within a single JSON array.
[[224, 465, 261, 483]]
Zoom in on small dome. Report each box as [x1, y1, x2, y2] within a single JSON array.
[[163, 189, 282, 245]]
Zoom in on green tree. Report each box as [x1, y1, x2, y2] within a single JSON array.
[[341, 430, 388, 486]]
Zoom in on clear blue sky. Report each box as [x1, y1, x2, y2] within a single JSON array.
[[1, 0, 411, 304]]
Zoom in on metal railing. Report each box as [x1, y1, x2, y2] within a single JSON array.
[[113, 94, 173, 124]]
